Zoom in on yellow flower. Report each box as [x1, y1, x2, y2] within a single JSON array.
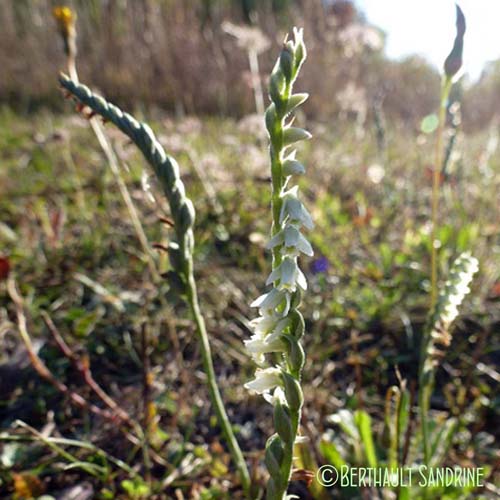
[[53, 6, 76, 35]]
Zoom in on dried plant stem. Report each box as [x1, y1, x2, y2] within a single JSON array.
[[7, 278, 122, 424], [67, 54, 159, 281], [248, 49, 265, 117], [8, 278, 167, 468], [41, 311, 132, 424], [430, 76, 452, 308], [1, 429, 138, 477]]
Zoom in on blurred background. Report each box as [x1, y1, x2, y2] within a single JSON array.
[[2, 0, 500, 131]]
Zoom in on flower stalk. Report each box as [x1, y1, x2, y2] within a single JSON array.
[[430, 4, 466, 308], [244, 28, 312, 500], [423, 4, 469, 467], [418, 252, 478, 465], [59, 76, 251, 496]]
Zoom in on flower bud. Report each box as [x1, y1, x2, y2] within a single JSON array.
[[141, 123, 156, 153], [169, 179, 186, 212], [444, 5, 466, 78], [269, 65, 285, 109], [290, 289, 302, 311], [184, 230, 195, 255], [286, 93, 309, 114], [265, 104, 278, 138], [158, 160, 176, 190], [292, 27, 307, 75], [280, 46, 294, 82], [283, 158, 305, 176], [283, 127, 312, 146], [178, 199, 196, 232]]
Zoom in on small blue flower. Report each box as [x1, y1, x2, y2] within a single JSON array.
[[310, 256, 329, 274]]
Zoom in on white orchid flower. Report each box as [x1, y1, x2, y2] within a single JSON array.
[[244, 367, 282, 394], [266, 256, 307, 291]]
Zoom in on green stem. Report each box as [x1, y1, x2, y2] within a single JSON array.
[[430, 76, 452, 308], [270, 84, 290, 268], [418, 377, 431, 466], [423, 75, 452, 469], [269, 82, 303, 500], [277, 413, 299, 499], [184, 256, 252, 497]]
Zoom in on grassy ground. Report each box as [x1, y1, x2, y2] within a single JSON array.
[[0, 105, 499, 499]]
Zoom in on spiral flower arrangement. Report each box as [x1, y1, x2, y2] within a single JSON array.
[[419, 251, 478, 463], [243, 28, 312, 499], [59, 75, 251, 495], [59, 75, 196, 272]]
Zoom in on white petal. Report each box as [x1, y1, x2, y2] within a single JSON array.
[[296, 266, 308, 290], [244, 367, 282, 394], [266, 231, 284, 249], [263, 387, 287, 405], [250, 315, 279, 335], [279, 258, 298, 290], [296, 234, 313, 256], [266, 267, 281, 286], [281, 195, 314, 229], [284, 225, 300, 247], [294, 435, 309, 444], [283, 225, 314, 256]]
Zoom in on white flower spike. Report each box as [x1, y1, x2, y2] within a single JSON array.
[[244, 27, 313, 498]]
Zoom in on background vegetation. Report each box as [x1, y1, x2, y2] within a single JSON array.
[[0, 0, 499, 498]]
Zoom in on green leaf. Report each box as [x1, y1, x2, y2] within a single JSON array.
[[73, 308, 104, 338], [319, 439, 347, 469], [354, 410, 378, 468], [397, 389, 410, 456], [328, 409, 358, 440], [121, 478, 150, 499], [421, 114, 439, 134], [430, 418, 458, 467]]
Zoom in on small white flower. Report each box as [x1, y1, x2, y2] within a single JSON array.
[[283, 224, 313, 256], [244, 367, 282, 394], [251, 288, 291, 316], [293, 26, 304, 46], [279, 186, 314, 229], [266, 256, 307, 291], [267, 224, 313, 257], [249, 314, 280, 336], [245, 333, 286, 365], [282, 150, 306, 176], [263, 386, 287, 406], [294, 435, 309, 444], [367, 163, 385, 184]]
